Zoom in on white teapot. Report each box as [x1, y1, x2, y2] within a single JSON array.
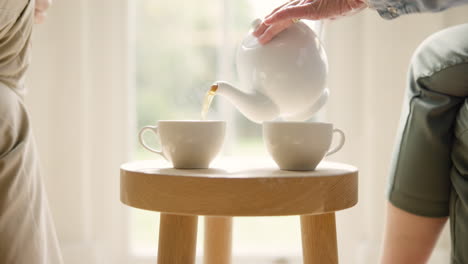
[[213, 19, 329, 123]]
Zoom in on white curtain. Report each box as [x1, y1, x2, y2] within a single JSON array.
[[24, 1, 468, 263], [25, 0, 132, 263]]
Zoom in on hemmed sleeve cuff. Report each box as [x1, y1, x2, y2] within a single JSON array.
[[389, 189, 450, 217], [366, 0, 422, 19]]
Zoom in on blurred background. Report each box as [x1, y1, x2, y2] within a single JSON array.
[[25, 0, 468, 263]]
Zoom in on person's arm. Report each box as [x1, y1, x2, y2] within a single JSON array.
[[380, 202, 448, 264], [253, 0, 366, 44], [254, 0, 468, 44], [368, 0, 468, 19]]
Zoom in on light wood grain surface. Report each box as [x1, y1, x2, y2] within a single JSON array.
[[157, 213, 198, 264], [204, 216, 232, 264], [301, 213, 338, 264], [120, 157, 358, 216]]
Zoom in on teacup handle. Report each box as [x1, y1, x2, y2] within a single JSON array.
[[138, 126, 167, 159], [325, 128, 345, 156]]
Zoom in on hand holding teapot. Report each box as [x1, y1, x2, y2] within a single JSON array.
[[212, 19, 329, 123]]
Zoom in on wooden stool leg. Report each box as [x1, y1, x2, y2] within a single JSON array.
[[157, 213, 198, 264], [300, 213, 338, 264], [204, 216, 232, 264]]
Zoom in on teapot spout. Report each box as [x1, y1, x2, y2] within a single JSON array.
[[214, 81, 279, 123]]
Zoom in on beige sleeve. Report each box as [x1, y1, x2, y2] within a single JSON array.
[[0, 0, 34, 95]]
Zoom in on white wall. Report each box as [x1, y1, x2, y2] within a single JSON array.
[[25, 0, 133, 263]]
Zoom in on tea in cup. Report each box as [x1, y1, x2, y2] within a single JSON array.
[[138, 120, 226, 169], [263, 121, 345, 171]]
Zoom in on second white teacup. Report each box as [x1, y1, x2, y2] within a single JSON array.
[[139, 120, 226, 169], [263, 121, 345, 171]]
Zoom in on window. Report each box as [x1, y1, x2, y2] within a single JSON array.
[[131, 0, 322, 262]]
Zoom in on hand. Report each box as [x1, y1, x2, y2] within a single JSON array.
[[34, 0, 52, 24], [253, 0, 367, 44]]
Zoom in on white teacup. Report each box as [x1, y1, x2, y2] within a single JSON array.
[[139, 120, 226, 169], [263, 121, 345, 171]]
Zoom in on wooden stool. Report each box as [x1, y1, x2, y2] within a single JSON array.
[[120, 157, 358, 264]]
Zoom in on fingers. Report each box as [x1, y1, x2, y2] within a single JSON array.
[[253, 0, 299, 38], [252, 0, 315, 45], [264, 3, 315, 25], [265, 0, 302, 21], [253, 0, 366, 44], [257, 20, 293, 45], [252, 22, 268, 38]]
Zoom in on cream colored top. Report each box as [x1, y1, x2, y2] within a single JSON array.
[[0, 0, 33, 95]]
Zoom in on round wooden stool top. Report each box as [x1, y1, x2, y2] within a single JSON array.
[[120, 157, 358, 216]]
